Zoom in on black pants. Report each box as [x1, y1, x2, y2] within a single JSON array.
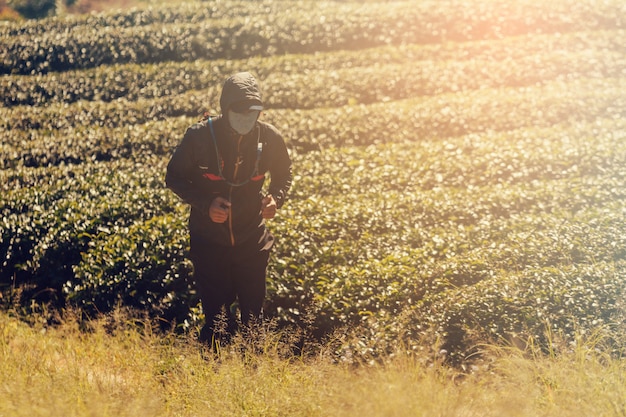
[[190, 236, 270, 345]]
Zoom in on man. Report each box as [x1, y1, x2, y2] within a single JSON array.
[[166, 72, 292, 346]]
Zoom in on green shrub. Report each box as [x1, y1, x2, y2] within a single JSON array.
[[68, 215, 195, 326]]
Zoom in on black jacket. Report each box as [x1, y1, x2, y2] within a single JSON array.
[[166, 74, 292, 247]]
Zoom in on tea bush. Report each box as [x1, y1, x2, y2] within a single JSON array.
[[68, 213, 194, 324], [2, 0, 625, 74], [3, 29, 625, 106], [0, 158, 175, 290], [2, 77, 624, 167]]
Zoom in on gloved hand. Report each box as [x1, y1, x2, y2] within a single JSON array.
[[261, 194, 277, 219], [209, 196, 231, 223]]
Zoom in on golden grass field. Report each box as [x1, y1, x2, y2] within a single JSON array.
[[1, 308, 625, 417]]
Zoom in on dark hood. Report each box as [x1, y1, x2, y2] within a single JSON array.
[[219, 72, 263, 115]]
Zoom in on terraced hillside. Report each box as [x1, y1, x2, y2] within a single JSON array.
[[1, 0, 625, 362]]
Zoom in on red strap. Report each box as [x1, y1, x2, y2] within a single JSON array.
[[202, 173, 223, 181]]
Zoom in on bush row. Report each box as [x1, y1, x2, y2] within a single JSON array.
[[2, 76, 624, 169], [0, 118, 191, 168], [407, 260, 626, 363], [2, 0, 625, 74], [287, 117, 626, 197], [0, 157, 174, 291], [67, 214, 195, 325], [3, 0, 624, 38], [0, 158, 186, 318], [0, 0, 278, 36], [265, 158, 626, 360], [3, 29, 624, 106]]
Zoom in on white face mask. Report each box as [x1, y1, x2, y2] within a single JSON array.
[[228, 110, 260, 135]]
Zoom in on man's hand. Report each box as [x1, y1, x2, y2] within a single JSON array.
[[209, 196, 231, 223], [261, 194, 277, 219]]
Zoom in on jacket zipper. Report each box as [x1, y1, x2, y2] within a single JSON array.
[[228, 135, 243, 246]]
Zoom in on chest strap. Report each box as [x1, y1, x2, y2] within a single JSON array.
[[207, 117, 263, 186]]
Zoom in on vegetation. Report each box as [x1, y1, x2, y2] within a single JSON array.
[[2, 0, 625, 414], [1, 0, 625, 390], [1, 309, 625, 416]]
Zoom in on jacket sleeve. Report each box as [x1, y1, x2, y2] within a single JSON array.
[[267, 131, 293, 209], [165, 128, 214, 214]]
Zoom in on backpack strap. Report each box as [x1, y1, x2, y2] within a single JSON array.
[[207, 117, 264, 185]]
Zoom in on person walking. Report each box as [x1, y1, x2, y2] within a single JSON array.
[[166, 72, 292, 347]]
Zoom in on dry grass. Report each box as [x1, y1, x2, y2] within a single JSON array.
[[1, 309, 624, 417]]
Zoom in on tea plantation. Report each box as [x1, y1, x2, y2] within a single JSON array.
[[1, 0, 625, 363]]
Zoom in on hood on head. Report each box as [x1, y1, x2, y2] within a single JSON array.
[[220, 72, 264, 115]]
